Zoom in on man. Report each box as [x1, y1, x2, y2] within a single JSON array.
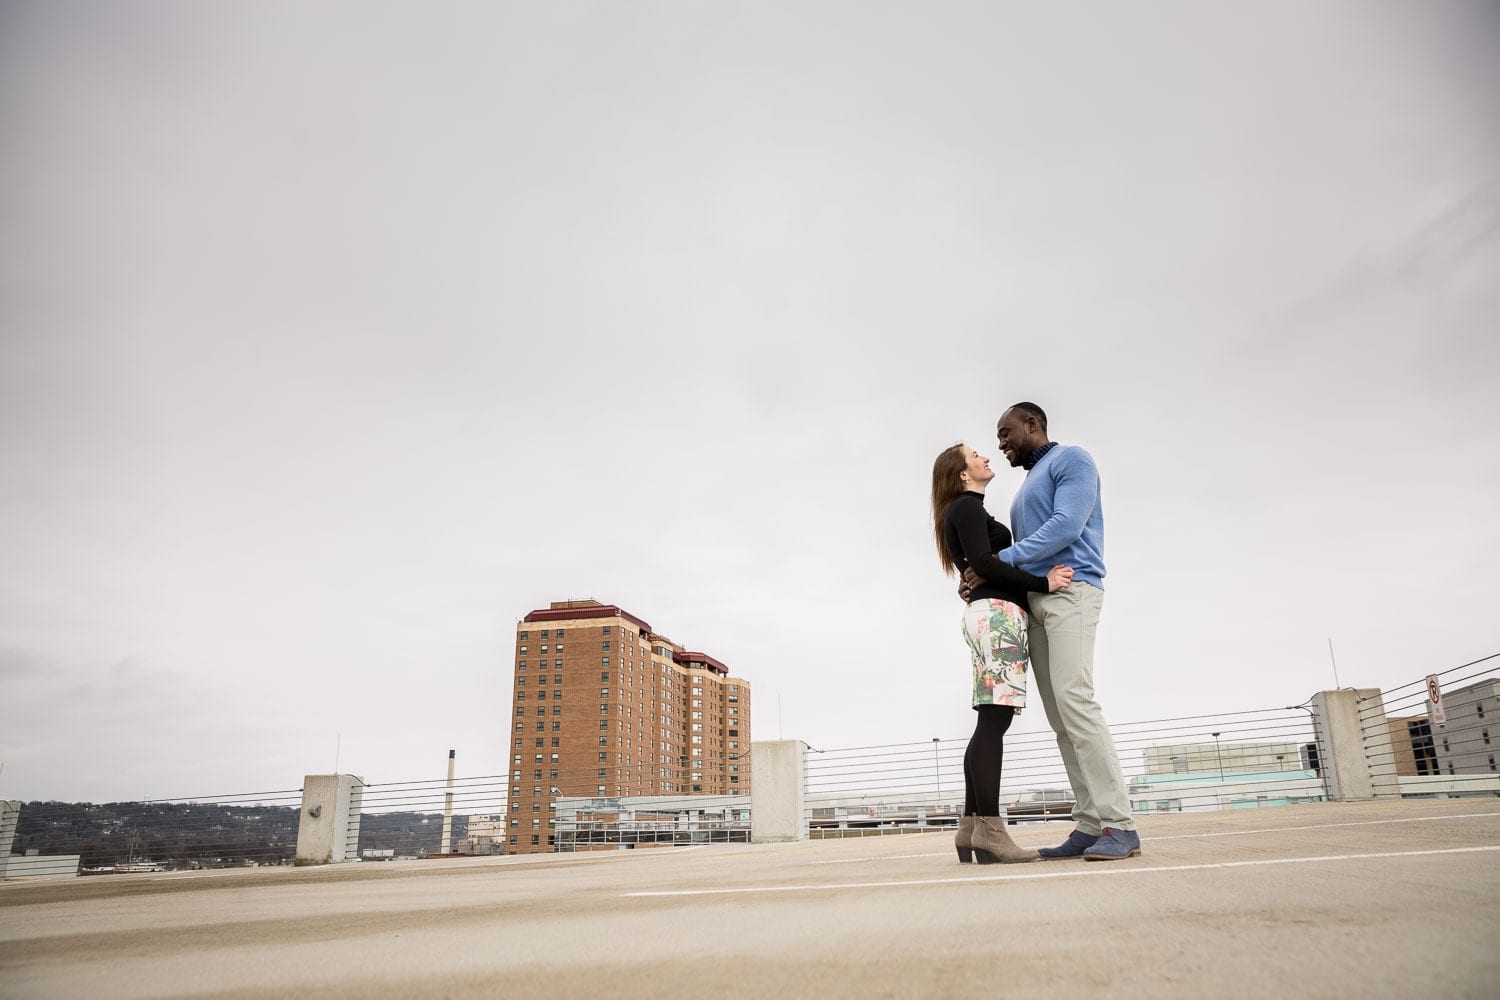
[[963, 401, 1140, 861]]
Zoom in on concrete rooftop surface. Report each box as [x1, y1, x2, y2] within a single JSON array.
[[2, 798, 1498, 999]]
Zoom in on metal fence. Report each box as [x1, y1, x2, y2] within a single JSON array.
[[4, 787, 304, 876], [8, 656, 1496, 873], [803, 701, 1327, 838], [1359, 652, 1500, 797], [354, 751, 750, 856]]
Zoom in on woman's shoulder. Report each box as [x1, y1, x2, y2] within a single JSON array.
[[944, 492, 984, 522]]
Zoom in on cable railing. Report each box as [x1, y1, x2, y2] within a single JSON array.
[[4, 788, 304, 876], [352, 752, 751, 856], [1358, 653, 1500, 792], [803, 703, 1327, 838]]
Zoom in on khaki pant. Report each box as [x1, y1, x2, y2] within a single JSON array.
[[1027, 582, 1135, 834]]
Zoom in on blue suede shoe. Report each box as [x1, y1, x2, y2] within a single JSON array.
[[1037, 828, 1099, 859], [1082, 827, 1141, 861]]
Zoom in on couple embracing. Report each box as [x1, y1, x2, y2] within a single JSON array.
[[930, 401, 1140, 865]]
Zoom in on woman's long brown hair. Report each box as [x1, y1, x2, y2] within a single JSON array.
[[931, 444, 968, 576]]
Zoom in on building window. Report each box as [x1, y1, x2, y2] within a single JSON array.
[[519, 631, 529, 640], [599, 736, 608, 747], [533, 753, 542, 763], [555, 643, 564, 652], [601, 704, 609, 715], [530, 835, 539, 845], [533, 770, 542, 780], [551, 721, 561, 732], [602, 657, 610, 666], [553, 690, 562, 701], [517, 692, 526, 702], [551, 737, 560, 748], [519, 646, 527, 654], [534, 738, 543, 748], [540, 645, 548, 653], [603, 626, 611, 636], [554, 674, 562, 684], [536, 707, 545, 716], [1485, 730, 1492, 745], [553, 706, 562, 716], [538, 674, 547, 686], [519, 661, 527, 671], [516, 707, 524, 717], [602, 641, 611, 651], [601, 671, 610, 682], [600, 720, 608, 731], [540, 630, 549, 639], [556, 629, 565, 638], [514, 722, 523, 733], [1444, 738, 1451, 752], [549, 769, 558, 780], [601, 688, 610, 697]]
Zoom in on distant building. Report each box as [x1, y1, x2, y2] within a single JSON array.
[[506, 600, 752, 854], [1429, 679, 1500, 776], [1133, 739, 1322, 813], [1385, 716, 1438, 776], [461, 814, 504, 855], [1143, 740, 1304, 776]]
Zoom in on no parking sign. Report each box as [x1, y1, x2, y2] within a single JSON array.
[[1426, 673, 1447, 727]]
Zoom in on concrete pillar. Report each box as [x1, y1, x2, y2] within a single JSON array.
[[295, 774, 365, 865], [1310, 688, 1399, 801], [0, 801, 19, 879], [750, 740, 806, 844]]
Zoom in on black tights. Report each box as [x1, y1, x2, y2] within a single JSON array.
[[963, 705, 1016, 817]]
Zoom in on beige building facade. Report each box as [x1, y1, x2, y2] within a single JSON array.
[[505, 600, 752, 854]]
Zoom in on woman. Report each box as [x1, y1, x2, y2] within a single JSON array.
[[931, 442, 1072, 864]]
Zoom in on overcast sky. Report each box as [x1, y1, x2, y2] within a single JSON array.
[[2, 1, 1497, 804]]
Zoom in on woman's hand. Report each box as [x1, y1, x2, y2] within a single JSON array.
[[1046, 565, 1074, 592]]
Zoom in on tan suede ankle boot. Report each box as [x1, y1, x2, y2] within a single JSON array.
[[971, 816, 1040, 864], [955, 816, 976, 863]]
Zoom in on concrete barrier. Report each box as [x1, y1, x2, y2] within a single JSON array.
[[1311, 688, 1398, 801], [294, 775, 365, 865], [0, 800, 18, 879], [750, 740, 806, 843]]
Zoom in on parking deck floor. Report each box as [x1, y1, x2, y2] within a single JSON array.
[[3, 798, 1498, 998]]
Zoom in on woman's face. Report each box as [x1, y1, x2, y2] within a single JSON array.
[[962, 445, 994, 487]]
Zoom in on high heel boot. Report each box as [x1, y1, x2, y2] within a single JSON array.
[[971, 816, 1040, 864], [955, 816, 976, 863]]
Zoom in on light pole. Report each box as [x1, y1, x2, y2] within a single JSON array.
[[1211, 732, 1224, 782], [932, 738, 942, 815]]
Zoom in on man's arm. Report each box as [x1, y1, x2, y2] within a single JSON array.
[[998, 450, 1098, 566]]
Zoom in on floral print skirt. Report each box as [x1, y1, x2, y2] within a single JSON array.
[[962, 598, 1030, 709]]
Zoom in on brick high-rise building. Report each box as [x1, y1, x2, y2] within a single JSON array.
[[505, 599, 752, 854]]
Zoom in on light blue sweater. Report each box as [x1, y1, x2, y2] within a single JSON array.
[[997, 444, 1106, 589]]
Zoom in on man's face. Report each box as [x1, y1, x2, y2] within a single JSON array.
[[996, 410, 1033, 467]]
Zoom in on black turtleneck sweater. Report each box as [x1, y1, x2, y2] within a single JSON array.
[[944, 491, 1051, 606]]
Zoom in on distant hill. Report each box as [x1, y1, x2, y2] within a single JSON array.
[[10, 801, 474, 870]]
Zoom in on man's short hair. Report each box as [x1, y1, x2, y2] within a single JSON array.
[[1007, 401, 1048, 433]]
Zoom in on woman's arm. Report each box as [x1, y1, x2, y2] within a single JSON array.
[[950, 500, 1051, 593]]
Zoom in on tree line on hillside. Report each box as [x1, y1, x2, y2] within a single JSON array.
[[9, 801, 471, 870]]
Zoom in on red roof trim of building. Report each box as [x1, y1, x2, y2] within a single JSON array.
[[675, 651, 729, 676], [522, 605, 653, 634]]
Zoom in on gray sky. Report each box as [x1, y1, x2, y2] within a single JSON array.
[[2, 1, 1497, 803]]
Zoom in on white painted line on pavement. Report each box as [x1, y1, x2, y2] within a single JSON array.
[[814, 811, 1500, 865], [624, 845, 1500, 897], [1148, 811, 1500, 841]]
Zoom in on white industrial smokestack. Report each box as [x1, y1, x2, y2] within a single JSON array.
[[440, 749, 456, 855]]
